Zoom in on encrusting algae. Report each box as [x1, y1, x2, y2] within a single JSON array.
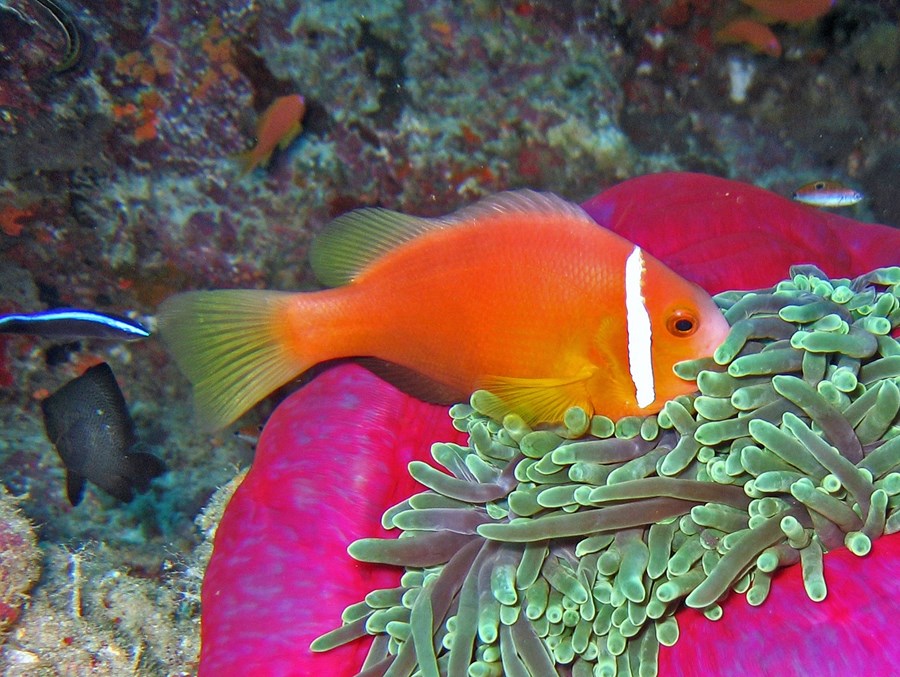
[[312, 265, 900, 676]]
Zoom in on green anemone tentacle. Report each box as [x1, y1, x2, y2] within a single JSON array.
[[314, 265, 900, 677]]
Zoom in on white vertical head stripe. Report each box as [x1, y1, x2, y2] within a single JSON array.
[[624, 246, 655, 408]]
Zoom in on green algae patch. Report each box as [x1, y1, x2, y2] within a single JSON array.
[[313, 266, 900, 676]]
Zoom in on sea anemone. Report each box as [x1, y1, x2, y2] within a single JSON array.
[[312, 265, 900, 676]]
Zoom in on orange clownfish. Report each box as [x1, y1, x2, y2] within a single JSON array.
[[738, 0, 835, 24], [158, 191, 730, 430], [715, 19, 782, 57], [237, 94, 306, 174]]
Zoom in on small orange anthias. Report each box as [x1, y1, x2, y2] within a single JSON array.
[[159, 191, 730, 429], [715, 18, 782, 57], [237, 93, 306, 173], [738, 0, 835, 24]]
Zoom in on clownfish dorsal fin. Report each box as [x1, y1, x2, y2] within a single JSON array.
[[309, 190, 596, 287], [310, 207, 441, 287]]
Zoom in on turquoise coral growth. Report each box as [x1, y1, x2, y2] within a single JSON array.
[[313, 265, 900, 676]]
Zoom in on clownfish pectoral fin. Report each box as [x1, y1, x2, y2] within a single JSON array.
[[158, 290, 310, 431], [476, 372, 593, 425]]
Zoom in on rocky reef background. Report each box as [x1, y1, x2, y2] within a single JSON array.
[[0, 0, 897, 673]]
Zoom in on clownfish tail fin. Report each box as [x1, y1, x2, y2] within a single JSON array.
[[158, 290, 310, 430]]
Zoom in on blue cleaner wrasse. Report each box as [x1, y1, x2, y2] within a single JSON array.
[[158, 190, 731, 430], [0, 308, 150, 340]]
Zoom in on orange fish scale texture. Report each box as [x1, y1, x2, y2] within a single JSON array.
[[347, 212, 634, 391]]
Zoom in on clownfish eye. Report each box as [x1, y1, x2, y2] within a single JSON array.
[[667, 311, 698, 337]]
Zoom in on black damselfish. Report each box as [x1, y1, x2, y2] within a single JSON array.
[[41, 363, 166, 506]]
